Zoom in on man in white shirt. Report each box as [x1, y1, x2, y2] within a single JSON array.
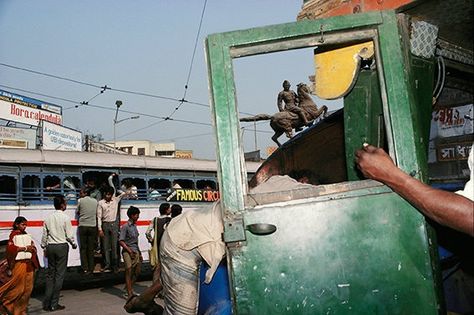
[[97, 173, 125, 272], [41, 195, 77, 312]]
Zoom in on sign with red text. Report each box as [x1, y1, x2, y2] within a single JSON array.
[[0, 89, 62, 126], [431, 104, 473, 138]]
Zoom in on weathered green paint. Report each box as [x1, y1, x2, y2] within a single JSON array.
[[410, 56, 436, 174], [206, 34, 246, 212], [219, 12, 383, 52], [231, 188, 438, 314], [205, 9, 441, 315], [376, 12, 423, 179], [344, 70, 384, 181], [206, 12, 385, 214]]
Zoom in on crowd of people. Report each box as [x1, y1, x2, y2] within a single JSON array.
[[127, 143, 473, 315], [0, 172, 183, 314], [0, 144, 472, 314]]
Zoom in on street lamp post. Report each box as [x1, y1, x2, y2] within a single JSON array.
[[113, 100, 122, 152], [113, 100, 139, 153]]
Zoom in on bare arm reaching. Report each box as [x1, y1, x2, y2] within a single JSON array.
[[355, 144, 474, 236]]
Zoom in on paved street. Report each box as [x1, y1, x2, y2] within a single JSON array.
[[28, 279, 162, 315], [26, 267, 161, 315]]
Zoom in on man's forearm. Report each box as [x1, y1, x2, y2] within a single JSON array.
[[380, 167, 474, 236], [355, 144, 474, 236], [119, 241, 133, 254]]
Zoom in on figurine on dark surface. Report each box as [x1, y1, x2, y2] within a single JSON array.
[[241, 83, 328, 147], [276, 80, 309, 126]]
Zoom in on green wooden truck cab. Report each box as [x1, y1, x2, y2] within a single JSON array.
[[205, 8, 463, 314]]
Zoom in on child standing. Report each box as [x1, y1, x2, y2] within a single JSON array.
[[119, 206, 142, 299]]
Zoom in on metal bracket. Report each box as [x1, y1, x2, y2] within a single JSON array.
[[223, 217, 246, 243]]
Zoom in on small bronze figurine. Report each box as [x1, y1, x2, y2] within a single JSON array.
[[241, 83, 327, 147]]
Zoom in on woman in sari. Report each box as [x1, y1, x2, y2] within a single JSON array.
[[0, 216, 39, 315]]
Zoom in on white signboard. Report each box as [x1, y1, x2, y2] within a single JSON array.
[[42, 121, 82, 151], [0, 90, 62, 126], [0, 139, 27, 148], [88, 141, 127, 154], [0, 126, 37, 149], [431, 104, 473, 138]]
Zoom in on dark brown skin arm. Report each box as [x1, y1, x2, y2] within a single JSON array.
[[355, 144, 474, 236]]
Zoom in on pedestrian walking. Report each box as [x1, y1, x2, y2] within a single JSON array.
[[0, 216, 39, 315], [145, 203, 171, 283], [119, 206, 142, 299], [41, 195, 77, 312]]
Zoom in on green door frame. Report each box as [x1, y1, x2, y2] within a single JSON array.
[[205, 10, 423, 214], [205, 10, 442, 314]]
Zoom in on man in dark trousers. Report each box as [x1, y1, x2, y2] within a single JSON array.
[[76, 187, 98, 274], [145, 203, 171, 283], [41, 195, 77, 312]]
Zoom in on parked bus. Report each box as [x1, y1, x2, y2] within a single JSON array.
[[0, 148, 261, 269]]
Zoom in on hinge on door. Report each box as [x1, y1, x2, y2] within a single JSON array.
[[223, 217, 246, 243]]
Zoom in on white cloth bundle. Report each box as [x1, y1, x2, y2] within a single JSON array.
[[13, 234, 32, 260]]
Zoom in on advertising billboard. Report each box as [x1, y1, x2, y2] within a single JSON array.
[[0, 89, 62, 126], [0, 126, 37, 149], [431, 103, 473, 138], [175, 150, 193, 159], [428, 104, 473, 163], [42, 121, 82, 151]]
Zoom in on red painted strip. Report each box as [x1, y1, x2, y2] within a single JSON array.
[[0, 220, 152, 228], [121, 220, 151, 226], [0, 221, 44, 228]]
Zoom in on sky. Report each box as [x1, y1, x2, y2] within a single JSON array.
[[0, 1, 340, 159]]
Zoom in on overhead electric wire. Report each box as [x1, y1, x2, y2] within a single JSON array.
[[0, 62, 209, 109], [0, 61, 258, 116], [110, 87, 195, 104], [2, 82, 258, 120], [0, 84, 211, 128], [2, 82, 273, 146], [120, 121, 272, 139], [1, 54, 266, 137], [0, 84, 78, 106], [185, 0, 207, 91], [0, 62, 101, 89], [165, 0, 208, 120], [64, 90, 105, 110], [159, 132, 214, 141]]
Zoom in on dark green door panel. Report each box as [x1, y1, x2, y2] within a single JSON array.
[[231, 189, 438, 314], [205, 10, 442, 315], [344, 70, 385, 181]]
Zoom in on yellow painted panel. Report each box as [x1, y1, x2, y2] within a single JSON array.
[[314, 41, 374, 100]]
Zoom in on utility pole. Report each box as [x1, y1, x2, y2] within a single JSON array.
[[113, 100, 122, 152]]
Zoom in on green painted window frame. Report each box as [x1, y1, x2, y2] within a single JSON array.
[[205, 10, 422, 214]]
